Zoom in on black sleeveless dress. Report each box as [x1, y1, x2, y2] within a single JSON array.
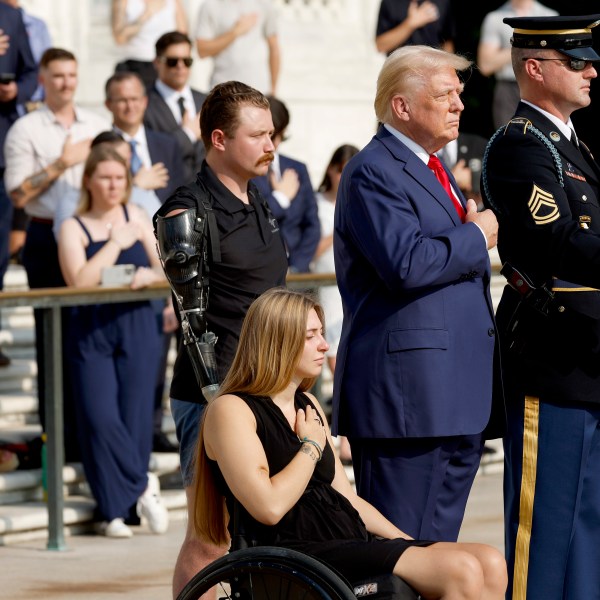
[[212, 390, 434, 582]]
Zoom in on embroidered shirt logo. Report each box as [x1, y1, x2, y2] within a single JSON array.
[[528, 184, 560, 225]]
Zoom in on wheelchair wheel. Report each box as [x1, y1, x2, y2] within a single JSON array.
[[177, 546, 357, 600]]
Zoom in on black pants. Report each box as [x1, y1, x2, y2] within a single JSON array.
[[22, 220, 79, 461]]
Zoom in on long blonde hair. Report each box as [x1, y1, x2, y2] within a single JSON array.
[[192, 288, 325, 546]]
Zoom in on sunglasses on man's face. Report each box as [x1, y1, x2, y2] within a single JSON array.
[[159, 56, 193, 68], [522, 57, 594, 71]]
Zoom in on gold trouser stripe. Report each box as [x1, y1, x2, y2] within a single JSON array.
[[513, 396, 540, 600]]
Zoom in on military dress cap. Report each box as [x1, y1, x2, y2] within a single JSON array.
[[504, 14, 600, 61]]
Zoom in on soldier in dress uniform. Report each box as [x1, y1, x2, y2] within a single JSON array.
[[482, 14, 600, 600]]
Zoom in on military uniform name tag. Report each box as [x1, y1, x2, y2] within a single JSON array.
[[565, 162, 586, 182]]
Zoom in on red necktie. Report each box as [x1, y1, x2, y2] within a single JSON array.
[[427, 154, 465, 222]]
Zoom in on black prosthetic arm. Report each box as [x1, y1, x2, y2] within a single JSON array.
[[155, 208, 220, 402]]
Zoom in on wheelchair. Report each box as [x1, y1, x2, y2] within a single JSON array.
[[177, 501, 420, 600]]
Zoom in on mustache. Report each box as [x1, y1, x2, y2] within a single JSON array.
[[257, 152, 274, 166]]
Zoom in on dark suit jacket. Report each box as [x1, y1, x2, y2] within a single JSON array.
[[144, 86, 206, 183], [0, 3, 37, 167], [455, 132, 488, 195], [332, 126, 495, 439], [252, 155, 320, 272], [146, 128, 184, 203], [484, 101, 600, 406]]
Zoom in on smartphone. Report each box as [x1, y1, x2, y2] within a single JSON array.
[[101, 264, 136, 287], [0, 73, 15, 84]]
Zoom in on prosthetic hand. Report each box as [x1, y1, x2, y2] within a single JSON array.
[[155, 208, 220, 401]]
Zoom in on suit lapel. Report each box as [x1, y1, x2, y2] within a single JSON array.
[[151, 89, 179, 129], [378, 129, 463, 226], [192, 90, 204, 113], [146, 129, 159, 165]]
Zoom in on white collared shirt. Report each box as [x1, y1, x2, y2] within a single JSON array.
[[114, 125, 152, 168], [4, 104, 110, 219], [113, 125, 162, 219], [155, 79, 197, 144], [521, 100, 577, 142], [269, 152, 292, 209]]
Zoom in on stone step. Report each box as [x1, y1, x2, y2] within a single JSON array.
[[0, 328, 35, 349], [0, 392, 38, 419], [0, 453, 179, 497], [3, 265, 28, 291], [0, 359, 37, 393], [0, 488, 186, 546], [0, 463, 85, 502], [0, 309, 35, 331], [0, 450, 183, 544], [0, 423, 41, 443]]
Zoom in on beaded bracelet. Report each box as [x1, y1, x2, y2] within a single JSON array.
[[300, 437, 323, 461]]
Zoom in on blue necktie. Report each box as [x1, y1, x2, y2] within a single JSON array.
[[129, 140, 142, 175]]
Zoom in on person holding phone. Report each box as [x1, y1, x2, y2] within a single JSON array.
[[58, 145, 168, 538]]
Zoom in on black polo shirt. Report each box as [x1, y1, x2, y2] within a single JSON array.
[[155, 161, 288, 403]]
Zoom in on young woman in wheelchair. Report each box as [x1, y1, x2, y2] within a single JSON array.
[[192, 288, 507, 599]]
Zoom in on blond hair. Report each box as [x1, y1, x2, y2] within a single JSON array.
[[374, 45, 471, 125], [192, 288, 325, 546]]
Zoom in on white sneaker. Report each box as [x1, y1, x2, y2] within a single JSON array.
[[96, 518, 133, 539], [137, 473, 169, 534]]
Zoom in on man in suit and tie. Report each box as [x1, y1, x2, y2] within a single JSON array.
[[105, 70, 183, 453], [252, 96, 320, 273], [105, 71, 183, 207], [332, 45, 499, 542], [144, 31, 206, 184]]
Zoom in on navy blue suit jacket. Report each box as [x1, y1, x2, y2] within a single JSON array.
[[0, 3, 37, 167], [144, 86, 206, 184], [332, 127, 495, 439], [146, 128, 184, 203], [253, 155, 320, 272]]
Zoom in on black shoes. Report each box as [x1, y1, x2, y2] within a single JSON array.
[[0, 350, 10, 367], [152, 432, 179, 453]]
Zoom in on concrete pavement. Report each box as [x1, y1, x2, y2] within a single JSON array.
[[2, 467, 504, 599]]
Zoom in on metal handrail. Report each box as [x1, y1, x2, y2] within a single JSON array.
[[0, 263, 504, 550], [0, 274, 337, 550]]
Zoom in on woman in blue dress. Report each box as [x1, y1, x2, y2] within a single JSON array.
[[58, 145, 168, 538]]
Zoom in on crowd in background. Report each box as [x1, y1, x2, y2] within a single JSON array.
[[0, 0, 599, 541]]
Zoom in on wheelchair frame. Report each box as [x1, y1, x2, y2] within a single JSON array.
[[176, 502, 420, 600]]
